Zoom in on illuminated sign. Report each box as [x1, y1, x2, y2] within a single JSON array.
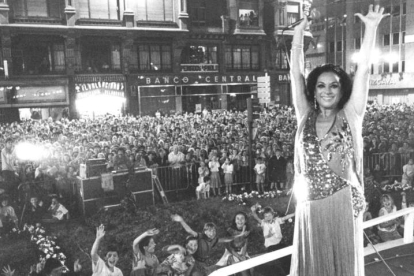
[[75, 81, 125, 98], [13, 86, 67, 103], [136, 74, 259, 85]]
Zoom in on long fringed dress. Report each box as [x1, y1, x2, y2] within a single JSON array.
[[290, 108, 366, 276]]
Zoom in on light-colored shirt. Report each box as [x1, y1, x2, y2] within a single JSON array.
[[261, 218, 284, 247], [92, 257, 123, 276], [403, 164, 414, 178], [209, 161, 220, 172], [1, 148, 15, 171], [168, 151, 185, 167], [254, 163, 266, 175], [222, 163, 234, 174]]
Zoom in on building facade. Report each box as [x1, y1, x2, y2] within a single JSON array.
[[0, 0, 310, 121], [307, 0, 414, 105]]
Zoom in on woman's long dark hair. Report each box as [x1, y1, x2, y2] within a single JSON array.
[[306, 64, 353, 110]]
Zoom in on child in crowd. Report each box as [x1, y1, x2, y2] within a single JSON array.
[[363, 200, 380, 247], [196, 176, 210, 200], [0, 195, 19, 238], [254, 157, 266, 194], [251, 204, 294, 276], [221, 158, 234, 195], [171, 214, 235, 276], [159, 239, 196, 276], [285, 158, 294, 190], [216, 211, 251, 276], [24, 195, 45, 226], [47, 196, 69, 221], [91, 224, 123, 276], [208, 156, 221, 196], [197, 161, 209, 186], [377, 194, 402, 242], [131, 228, 160, 276]]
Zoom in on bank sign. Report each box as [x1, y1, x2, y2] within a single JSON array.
[[136, 74, 259, 85]]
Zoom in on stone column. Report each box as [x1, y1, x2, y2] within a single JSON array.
[[178, 0, 189, 30], [123, 9, 134, 27], [0, 1, 9, 24], [64, 5, 76, 26]]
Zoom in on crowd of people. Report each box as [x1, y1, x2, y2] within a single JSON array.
[[0, 101, 414, 274]]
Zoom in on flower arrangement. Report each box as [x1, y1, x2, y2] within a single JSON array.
[[222, 190, 289, 206], [23, 223, 66, 264], [382, 180, 412, 192]]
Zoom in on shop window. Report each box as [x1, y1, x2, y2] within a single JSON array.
[[13, 0, 63, 18], [77, 0, 120, 20], [130, 44, 172, 72], [75, 38, 121, 74], [226, 45, 259, 71], [11, 36, 66, 75], [136, 0, 173, 21]]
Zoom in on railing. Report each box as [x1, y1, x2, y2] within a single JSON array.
[[210, 207, 414, 276], [154, 163, 253, 193], [365, 152, 414, 180]]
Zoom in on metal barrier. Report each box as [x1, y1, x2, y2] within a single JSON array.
[[210, 207, 414, 276], [154, 163, 253, 193], [365, 152, 414, 180]]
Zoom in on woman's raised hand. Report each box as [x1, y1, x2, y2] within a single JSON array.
[[355, 4, 389, 28]]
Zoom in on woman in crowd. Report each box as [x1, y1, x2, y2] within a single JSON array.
[[289, 5, 388, 275]]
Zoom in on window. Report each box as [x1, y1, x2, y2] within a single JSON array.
[[278, 7, 285, 25], [77, 0, 120, 19], [287, 3, 300, 26], [136, 0, 173, 21], [383, 34, 390, 46], [337, 41, 342, 52], [392, 5, 400, 16], [403, 3, 406, 15], [378, 64, 383, 74], [191, 0, 206, 27], [274, 48, 288, 69], [392, 62, 398, 73], [131, 44, 172, 72], [371, 64, 374, 74], [354, 37, 361, 49], [239, 9, 259, 27], [393, 33, 399, 45], [75, 38, 121, 74], [181, 45, 217, 64], [329, 41, 335, 53], [225, 45, 259, 70], [402, 60, 405, 72], [13, 0, 63, 18], [402, 32, 406, 44], [384, 62, 390, 73], [11, 36, 65, 75]]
